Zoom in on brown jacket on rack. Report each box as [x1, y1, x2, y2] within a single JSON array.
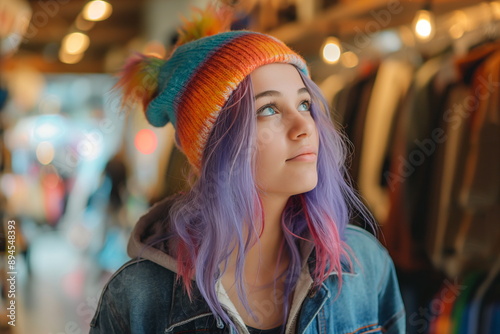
[[426, 43, 500, 277]]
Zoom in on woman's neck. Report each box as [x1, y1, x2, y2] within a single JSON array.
[[224, 194, 290, 285], [221, 194, 291, 329], [248, 194, 289, 274]]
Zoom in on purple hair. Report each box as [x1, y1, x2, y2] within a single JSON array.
[[152, 68, 374, 330]]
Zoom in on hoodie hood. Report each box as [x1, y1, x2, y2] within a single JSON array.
[[127, 196, 180, 273]]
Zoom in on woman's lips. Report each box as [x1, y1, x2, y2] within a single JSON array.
[[286, 153, 317, 162]]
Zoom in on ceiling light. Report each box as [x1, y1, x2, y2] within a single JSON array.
[[321, 37, 342, 64], [413, 9, 436, 41], [62, 32, 90, 55], [83, 1, 113, 22]]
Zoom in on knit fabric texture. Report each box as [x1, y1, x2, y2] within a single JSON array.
[[128, 31, 309, 172]]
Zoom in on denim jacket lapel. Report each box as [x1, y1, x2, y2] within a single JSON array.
[[165, 279, 215, 332], [296, 283, 331, 334]]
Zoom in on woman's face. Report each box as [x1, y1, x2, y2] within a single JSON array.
[[250, 63, 319, 199]]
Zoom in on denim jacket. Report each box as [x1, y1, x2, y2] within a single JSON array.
[[90, 199, 405, 333]]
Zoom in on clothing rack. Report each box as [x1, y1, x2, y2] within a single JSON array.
[[319, 25, 500, 331]]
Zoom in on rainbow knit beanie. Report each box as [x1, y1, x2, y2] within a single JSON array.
[[118, 6, 309, 172]]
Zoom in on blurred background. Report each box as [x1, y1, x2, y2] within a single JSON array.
[[0, 0, 499, 333]]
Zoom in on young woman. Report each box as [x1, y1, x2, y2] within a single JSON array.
[[90, 6, 405, 334]]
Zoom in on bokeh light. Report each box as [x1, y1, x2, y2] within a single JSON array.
[[134, 129, 158, 155]]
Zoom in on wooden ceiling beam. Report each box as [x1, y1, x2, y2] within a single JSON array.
[[27, 0, 142, 17], [24, 24, 140, 46], [269, 0, 485, 48], [4, 54, 105, 73]]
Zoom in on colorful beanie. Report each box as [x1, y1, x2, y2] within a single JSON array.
[[118, 6, 309, 172]]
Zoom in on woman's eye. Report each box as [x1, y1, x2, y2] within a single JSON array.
[[298, 100, 311, 111], [257, 105, 278, 116]]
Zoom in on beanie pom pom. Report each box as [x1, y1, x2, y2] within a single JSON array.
[[116, 53, 165, 115], [175, 4, 233, 47]]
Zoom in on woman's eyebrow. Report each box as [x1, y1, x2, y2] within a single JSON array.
[[298, 87, 310, 95], [254, 90, 280, 100], [254, 87, 310, 100]]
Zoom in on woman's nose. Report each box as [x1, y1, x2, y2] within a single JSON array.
[[287, 110, 315, 140]]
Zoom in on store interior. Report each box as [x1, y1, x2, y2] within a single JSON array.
[[0, 0, 499, 333]]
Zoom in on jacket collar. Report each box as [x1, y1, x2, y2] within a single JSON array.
[[128, 196, 356, 333], [164, 241, 354, 334], [165, 279, 219, 332]]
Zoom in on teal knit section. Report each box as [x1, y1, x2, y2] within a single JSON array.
[[145, 31, 250, 127]]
